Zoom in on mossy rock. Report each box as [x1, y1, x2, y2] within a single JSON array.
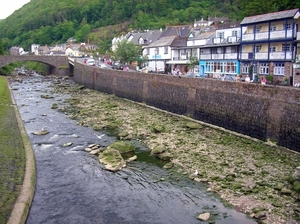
[[93, 124, 103, 131], [51, 103, 58, 109], [163, 162, 173, 169], [280, 188, 292, 194], [98, 148, 126, 172], [108, 141, 135, 154], [231, 182, 242, 189], [151, 145, 167, 155], [156, 151, 173, 161], [185, 122, 202, 129], [41, 94, 54, 99], [118, 130, 129, 138], [150, 125, 165, 133]]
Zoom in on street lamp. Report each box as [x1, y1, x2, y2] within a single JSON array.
[[154, 49, 158, 73]]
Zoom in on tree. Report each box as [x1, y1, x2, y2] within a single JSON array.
[[0, 39, 4, 55], [113, 39, 141, 64], [187, 53, 199, 74]]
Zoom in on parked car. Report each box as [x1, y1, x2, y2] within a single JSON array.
[[111, 62, 123, 70], [86, 59, 96, 66]]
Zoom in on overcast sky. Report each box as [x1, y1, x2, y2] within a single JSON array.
[[0, 0, 30, 19]]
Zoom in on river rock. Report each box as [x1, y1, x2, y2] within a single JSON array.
[[108, 141, 135, 154], [197, 212, 210, 221], [33, 129, 49, 135], [292, 166, 300, 182], [126, 155, 137, 162], [99, 148, 126, 172]]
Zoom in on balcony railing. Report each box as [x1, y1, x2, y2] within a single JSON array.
[[224, 53, 238, 59], [212, 54, 224, 60], [255, 52, 268, 60], [240, 52, 254, 60], [297, 32, 300, 41], [242, 30, 293, 41], [269, 52, 292, 60], [172, 56, 190, 60], [200, 54, 211, 60]]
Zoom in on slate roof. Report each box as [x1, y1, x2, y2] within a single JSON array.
[[160, 25, 191, 38], [240, 8, 300, 25], [145, 36, 186, 48]]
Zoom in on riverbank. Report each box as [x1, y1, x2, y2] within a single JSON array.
[[50, 75, 300, 224], [0, 76, 35, 224]]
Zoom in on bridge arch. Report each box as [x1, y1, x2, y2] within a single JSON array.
[[0, 55, 72, 76]]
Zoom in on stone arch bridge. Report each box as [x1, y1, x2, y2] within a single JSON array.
[[0, 55, 73, 76]]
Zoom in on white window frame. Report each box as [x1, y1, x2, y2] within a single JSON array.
[[270, 25, 276, 31], [217, 32, 224, 39], [255, 45, 262, 52], [255, 26, 262, 33], [274, 63, 285, 75], [269, 45, 276, 52], [232, 30, 238, 37], [283, 23, 291, 30], [164, 47, 168, 54], [259, 63, 269, 75], [241, 63, 250, 74], [282, 43, 291, 51]]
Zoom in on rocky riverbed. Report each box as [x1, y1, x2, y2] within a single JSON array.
[[46, 75, 300, 223]]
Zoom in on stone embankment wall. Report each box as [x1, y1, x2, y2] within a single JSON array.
[[73, 62, 300, 152]]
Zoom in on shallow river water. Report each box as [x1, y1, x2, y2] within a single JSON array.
[[10, 74, 256, 224]]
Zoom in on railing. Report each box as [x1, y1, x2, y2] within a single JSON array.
[[224, 53, 238, 59], [240, 53, 254, 60], [255, 52, 268, 60], [172, 56, 190, 60], [269, 52, 292, 60], [212, 54, 223, 60], [200, 55, 211, 60], [242, 30, 293, 41], [297, 32, 300, 41]]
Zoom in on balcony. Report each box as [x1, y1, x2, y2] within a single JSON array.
[[240, 53, 254, 60], [242, 30, 293, 42], [255, 52, 268, 60], [269, 52, 293, 60], [224, 53, 238, 59], [200, 54, 211, 60], [172, 56, 190, 61], [212, 54, 223, 60]]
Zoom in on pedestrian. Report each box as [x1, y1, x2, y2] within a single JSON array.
[[245, 75, 250, 83], [261, 76, 267, 85]]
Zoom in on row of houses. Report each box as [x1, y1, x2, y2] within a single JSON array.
[[113, 8, 300, 85]]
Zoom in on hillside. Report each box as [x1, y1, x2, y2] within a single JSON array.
[[0, 0, 299, 52]]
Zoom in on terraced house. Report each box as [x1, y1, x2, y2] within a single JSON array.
[[239, 8, 300, 85]]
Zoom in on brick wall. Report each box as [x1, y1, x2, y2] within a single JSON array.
[[74, 62, 300, 152]]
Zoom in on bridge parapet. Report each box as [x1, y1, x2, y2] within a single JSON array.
[[0, 55, 69, 68]]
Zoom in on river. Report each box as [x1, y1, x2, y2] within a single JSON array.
[[10, 74, 256, 224]]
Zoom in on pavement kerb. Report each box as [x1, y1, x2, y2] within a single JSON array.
[[6, 77, 36, 224]]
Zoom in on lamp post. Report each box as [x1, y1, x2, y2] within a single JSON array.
[[154, 49, 158, 73]]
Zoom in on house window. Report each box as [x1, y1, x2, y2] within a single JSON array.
[[270, 25, 276, 31], [255, 26, 262, 33], [146, 48, 150, 55], [259, 63, 269, 74], [255, 45, 262, 52], [231, 46, 237, 53], [138, 38, 144, 44], [283, 23, 291, 30], [212, 48, 218, 54], [217, 32, 224, 39], [282, 43, 291, 51], [274, 63, 285, 75], [205, 61, 213, 73], [232, 30, 238, 37], [224, 61, 237, 73], [164, 47, 168, 54], [241, 63, 250, 74], [269, 45, 276, 52]]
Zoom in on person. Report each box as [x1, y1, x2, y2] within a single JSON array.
[[245, 75, 250, 83], [261, 76, 267, 85]]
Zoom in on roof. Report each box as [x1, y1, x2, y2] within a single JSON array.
[[160, 25, 191, 38], [145, 36, 186, 48], [240, 8, 300, 25]]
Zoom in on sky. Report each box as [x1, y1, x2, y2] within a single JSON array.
[[0, 0, 30, 19]]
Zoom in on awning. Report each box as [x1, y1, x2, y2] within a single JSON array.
[[166, 60, 189, 64]]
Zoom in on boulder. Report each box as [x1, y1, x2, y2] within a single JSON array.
[[108, 141, 135, 154], [99, 148, 126, 172]]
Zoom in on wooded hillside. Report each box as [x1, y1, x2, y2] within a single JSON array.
[[0, 0, 299, 52]]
